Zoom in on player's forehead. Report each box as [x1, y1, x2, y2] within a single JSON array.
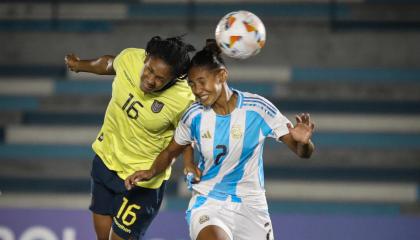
[[188, 66, 214, 81], [145, 55, 173, 79]]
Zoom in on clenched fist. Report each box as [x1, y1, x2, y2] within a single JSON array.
[[64, 53, 80, 72]]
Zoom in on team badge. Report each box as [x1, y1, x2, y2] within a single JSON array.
[[231, 125, 243, 139], [199, 215, 210, 224], [151, 100, 164, 113]]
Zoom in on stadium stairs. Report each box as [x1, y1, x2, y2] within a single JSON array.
[[0, 65, 419, 215], [1, 0, 420, 215]]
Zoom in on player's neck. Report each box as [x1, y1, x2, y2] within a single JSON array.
[[213, 85, 237, 115]]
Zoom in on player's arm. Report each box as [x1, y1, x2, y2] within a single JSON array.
[[280, 113, 315, 158], [183, 143, 201, 182], [64, 53, 115, 75], [125, 139, 188, 190]]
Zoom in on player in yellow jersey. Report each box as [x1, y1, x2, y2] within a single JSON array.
[[64, 36, 196, 240]]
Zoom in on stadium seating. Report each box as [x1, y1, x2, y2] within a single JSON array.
[[1, 0, 420, 217]]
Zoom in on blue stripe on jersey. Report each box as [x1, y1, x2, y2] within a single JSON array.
[[181, 103, 202, 123], [243, 102, 276, 117], [190, 113, 206, 171], [260, 112, 273, 137], [244, 96, 277, 113], [201, 115, 231, 182], [191, 113, 202, 144], [181, 102, 199, 121], [185, 195, 207, 225], [233, 89, 244, 108], [258, 142, 265, 188], [258, 116, 271, 187], [243, 97, 277, 115], [198, 152, 206, 172], [207, 111, 264, 202], [242, 100, 277, 116]]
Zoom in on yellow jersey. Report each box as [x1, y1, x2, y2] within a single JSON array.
[[92, 48, 195, 189]]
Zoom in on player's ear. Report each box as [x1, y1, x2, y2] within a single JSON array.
[[217, 68, 228, 83], [144, 54, 150, 64]]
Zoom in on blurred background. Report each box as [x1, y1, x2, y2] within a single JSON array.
[[1, 0, 420, 239]]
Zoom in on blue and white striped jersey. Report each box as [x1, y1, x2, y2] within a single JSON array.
[[175, 89, 291, 204]]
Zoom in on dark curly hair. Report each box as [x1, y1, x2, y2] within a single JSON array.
[[145, 36, 195, 90], [189, 39, 226, 71]]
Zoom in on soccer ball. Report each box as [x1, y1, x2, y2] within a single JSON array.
[[215, 10, 266, 59]]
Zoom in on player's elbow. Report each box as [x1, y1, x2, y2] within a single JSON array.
[[297, 143, 314, 159], [299, 152, 312, 159]]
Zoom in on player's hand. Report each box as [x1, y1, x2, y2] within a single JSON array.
[[184, 164, 202, 183], [287, 113, 315, 144], [64, 53, 80, 72], [125, 169, 154, 190], [184, 164, 201, 191]]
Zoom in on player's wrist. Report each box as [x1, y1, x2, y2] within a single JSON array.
[[73, 60, 82, 72], [298, 138, 310, 145], [148, 168, 157, 179]]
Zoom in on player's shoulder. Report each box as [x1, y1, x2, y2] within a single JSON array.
[[158, 80, 195, 117], [115, 48, 145, 65], [239, 90, 279, 117], [164, 80, 195, 103], [113, 48, 146, 79], [240, 90, 270, 102], [180, 101, 204, 124], [114, 48, 145, 68], [118, 48, 145, 58]]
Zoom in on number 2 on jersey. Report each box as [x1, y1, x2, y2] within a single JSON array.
[[215, 144, 227, 165]]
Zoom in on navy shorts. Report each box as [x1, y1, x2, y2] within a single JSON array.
[[89, 155, 166, 239]]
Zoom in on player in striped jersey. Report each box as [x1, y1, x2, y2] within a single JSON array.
[[126, 39, 315, 240]]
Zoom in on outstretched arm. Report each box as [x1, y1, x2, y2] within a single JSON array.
[[64, 53, 115, 75], [125, 139, 188, 190], [280, 113, 315, 158]]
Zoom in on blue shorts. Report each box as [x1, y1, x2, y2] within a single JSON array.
[[89, 155, 166, 239]]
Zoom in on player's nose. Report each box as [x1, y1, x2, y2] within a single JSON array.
[[193, 85, 203, 95]]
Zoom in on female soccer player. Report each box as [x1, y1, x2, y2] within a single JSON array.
[[125, 39, 315, 240], [65, 36, 196, 240]]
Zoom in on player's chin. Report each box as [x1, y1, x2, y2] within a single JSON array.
[[197, 96, 213, 106], [199, 99, 213, 107], [141, 85, 157, 93]]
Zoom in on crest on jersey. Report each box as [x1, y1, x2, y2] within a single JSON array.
[[151, 100, 164, 113], [231, 125, 243, 139]]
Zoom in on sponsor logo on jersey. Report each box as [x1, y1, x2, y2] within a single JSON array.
[[199, 215, 210, 224], [123, 71, 135, 87], [266, 229, 272, 240], [202, 130, 212, 139], [265, 222, 272, 240]]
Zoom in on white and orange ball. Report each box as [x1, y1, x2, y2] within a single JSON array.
[[215, 10, 266, 59]]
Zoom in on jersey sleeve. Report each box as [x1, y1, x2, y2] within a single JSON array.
[[258, 96, 291, 141], [174, 117, 193, 146], [170, 93, 195, 128], [113, 48, 144, 73], [174, 103, 201, 145], [267, 111, 292, 141]]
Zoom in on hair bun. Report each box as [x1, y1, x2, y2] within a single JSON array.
[[204, 39, 222, 56]]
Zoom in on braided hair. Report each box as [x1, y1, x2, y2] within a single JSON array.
[[189, 39, 226, 71], [145, 36, 195, 91]]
